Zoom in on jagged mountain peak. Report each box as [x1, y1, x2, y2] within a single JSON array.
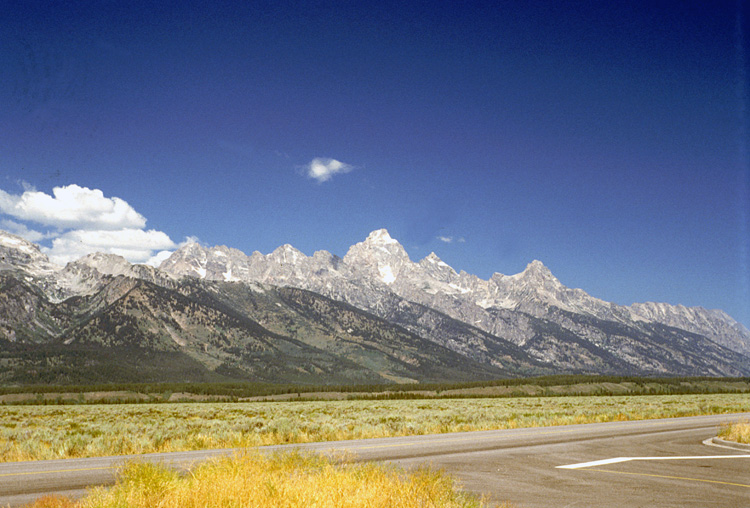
[[488, 260, 546, 282], [346, 229, 410, 258], [517, 260, 557, 281], [629, 301, 750, 356], [526, 259, 550, 271], [344, 229, 412, 285], [423, 252, 442, 263], [417, 252, 457, 282], [0, 230, 60, 275], [159, 240, 208, 266], [158, 241, 210, 278], [181, 240, 209, 255], [72, 252, 132, 276], [209, 244, 246, 256], [275, 243, 302, 253], [480, 260, 592, 316], [489, 260, 559, 288], [1, 228, 749, 379], [268, 244, 305, 264], [364, 228, 398, 245]]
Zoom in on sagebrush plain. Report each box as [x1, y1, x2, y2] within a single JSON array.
[[2, 393, 747, 462]]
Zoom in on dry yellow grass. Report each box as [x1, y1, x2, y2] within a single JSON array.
[[23, 451, 493, 508], [719, 422, 750, 444], [23, 496, 78, 508]]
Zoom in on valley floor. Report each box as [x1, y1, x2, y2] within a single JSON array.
[[1, 393, 747, 462]]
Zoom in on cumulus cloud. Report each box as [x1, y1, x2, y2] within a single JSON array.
[[0, 184, 177, 265], [0, 184, 146, 230], [306, 158, 353, 183], [42, 229, 176, 265]]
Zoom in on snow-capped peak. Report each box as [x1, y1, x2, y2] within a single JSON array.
[[365, 228, 398, 245]]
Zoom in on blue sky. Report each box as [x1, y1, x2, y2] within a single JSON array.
[[1, 1, 749, 327]]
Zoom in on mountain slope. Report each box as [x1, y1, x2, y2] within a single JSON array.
[[182, 281, 521, 382], [154, 229, 750, 376], [0, 261, 519, 384], [61, 278, 388, 384], [0, 228, 748, 383]]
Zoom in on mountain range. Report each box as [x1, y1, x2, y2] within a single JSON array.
[[1, 228, 749, 385]]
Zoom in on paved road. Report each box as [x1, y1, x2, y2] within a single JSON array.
[[1, 413, 748, 507], [386, 413, 750, 507]]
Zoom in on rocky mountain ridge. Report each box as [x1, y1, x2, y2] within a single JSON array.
[[156, 229, 750, 358], [1, 228, 749, 383]]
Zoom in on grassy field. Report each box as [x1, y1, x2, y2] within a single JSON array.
[[26, 451, 498, 508], [2, 393, 747, 462], [719, 422, 750, 444]]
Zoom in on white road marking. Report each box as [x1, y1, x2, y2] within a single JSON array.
[[557, 457, 632, 469], [557, 455, 750, 469]]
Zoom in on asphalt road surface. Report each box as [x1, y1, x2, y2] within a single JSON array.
[[1, 413, 748, 507]]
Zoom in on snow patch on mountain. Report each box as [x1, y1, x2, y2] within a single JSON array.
[[378, 265, 396, 284]]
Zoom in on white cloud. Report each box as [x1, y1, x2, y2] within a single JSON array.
[[0, 219, 50, 243], [0, 183, 178, 266], [181, 236, 201, 245], [43, 228, 177, 266], [306, 158, 353, 183], [144, 249, 175, 267], [437, 235, 466, 244], [0, 184, 146, 230]]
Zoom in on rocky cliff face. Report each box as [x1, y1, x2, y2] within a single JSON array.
[[1, 228, 749, 382], [628, 303, 750, 357]]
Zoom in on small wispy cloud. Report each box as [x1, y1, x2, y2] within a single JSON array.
[[437, 235, 466, 244], [306, 158, 353, 183]]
